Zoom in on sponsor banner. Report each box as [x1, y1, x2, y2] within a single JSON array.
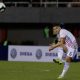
[[8, 45, 59, 62]]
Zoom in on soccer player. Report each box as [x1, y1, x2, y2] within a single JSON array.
[[49, 24, 78, 79]]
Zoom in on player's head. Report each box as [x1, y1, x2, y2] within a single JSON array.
[[52, 23, 61, 35]]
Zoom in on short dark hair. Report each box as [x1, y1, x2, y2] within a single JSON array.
[[53, 23, 61, 27], [53, 23, 65, 28]]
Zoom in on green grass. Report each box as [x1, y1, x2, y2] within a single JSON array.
[[0, 61, 80, 80]]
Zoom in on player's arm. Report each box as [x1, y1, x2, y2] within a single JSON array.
[[49, 38, 65, 51]]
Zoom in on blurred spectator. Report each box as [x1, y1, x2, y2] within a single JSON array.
[[0, 29, 7, 45], [77, 30, 80, 47]]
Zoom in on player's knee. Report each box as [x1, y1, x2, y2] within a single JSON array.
[[59, 45, 68, 53], [65, 56, 72, 62]]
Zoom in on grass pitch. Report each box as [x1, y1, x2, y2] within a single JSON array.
[[0, 61, 80, 80]]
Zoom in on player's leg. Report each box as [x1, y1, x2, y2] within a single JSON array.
[[53, 45, 67, 64], [58, 47, 76, 79], [58, 56, 71, 79], [53, 47, 63, 64]]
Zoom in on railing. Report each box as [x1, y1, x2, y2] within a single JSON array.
[[4, 1, 80, 7]]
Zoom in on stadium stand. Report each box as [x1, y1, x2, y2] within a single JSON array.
[[2, 0, 80, 7]]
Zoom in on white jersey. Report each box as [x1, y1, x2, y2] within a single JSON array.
[[57, 29, 78, 49]]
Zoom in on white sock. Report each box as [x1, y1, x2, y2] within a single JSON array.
[[58, 47, 64, 60], [60, 62, 70, 77]]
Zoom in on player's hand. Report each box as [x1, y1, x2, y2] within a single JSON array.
[[49, 46, 53, 51], [49, 43, 56, 51]]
